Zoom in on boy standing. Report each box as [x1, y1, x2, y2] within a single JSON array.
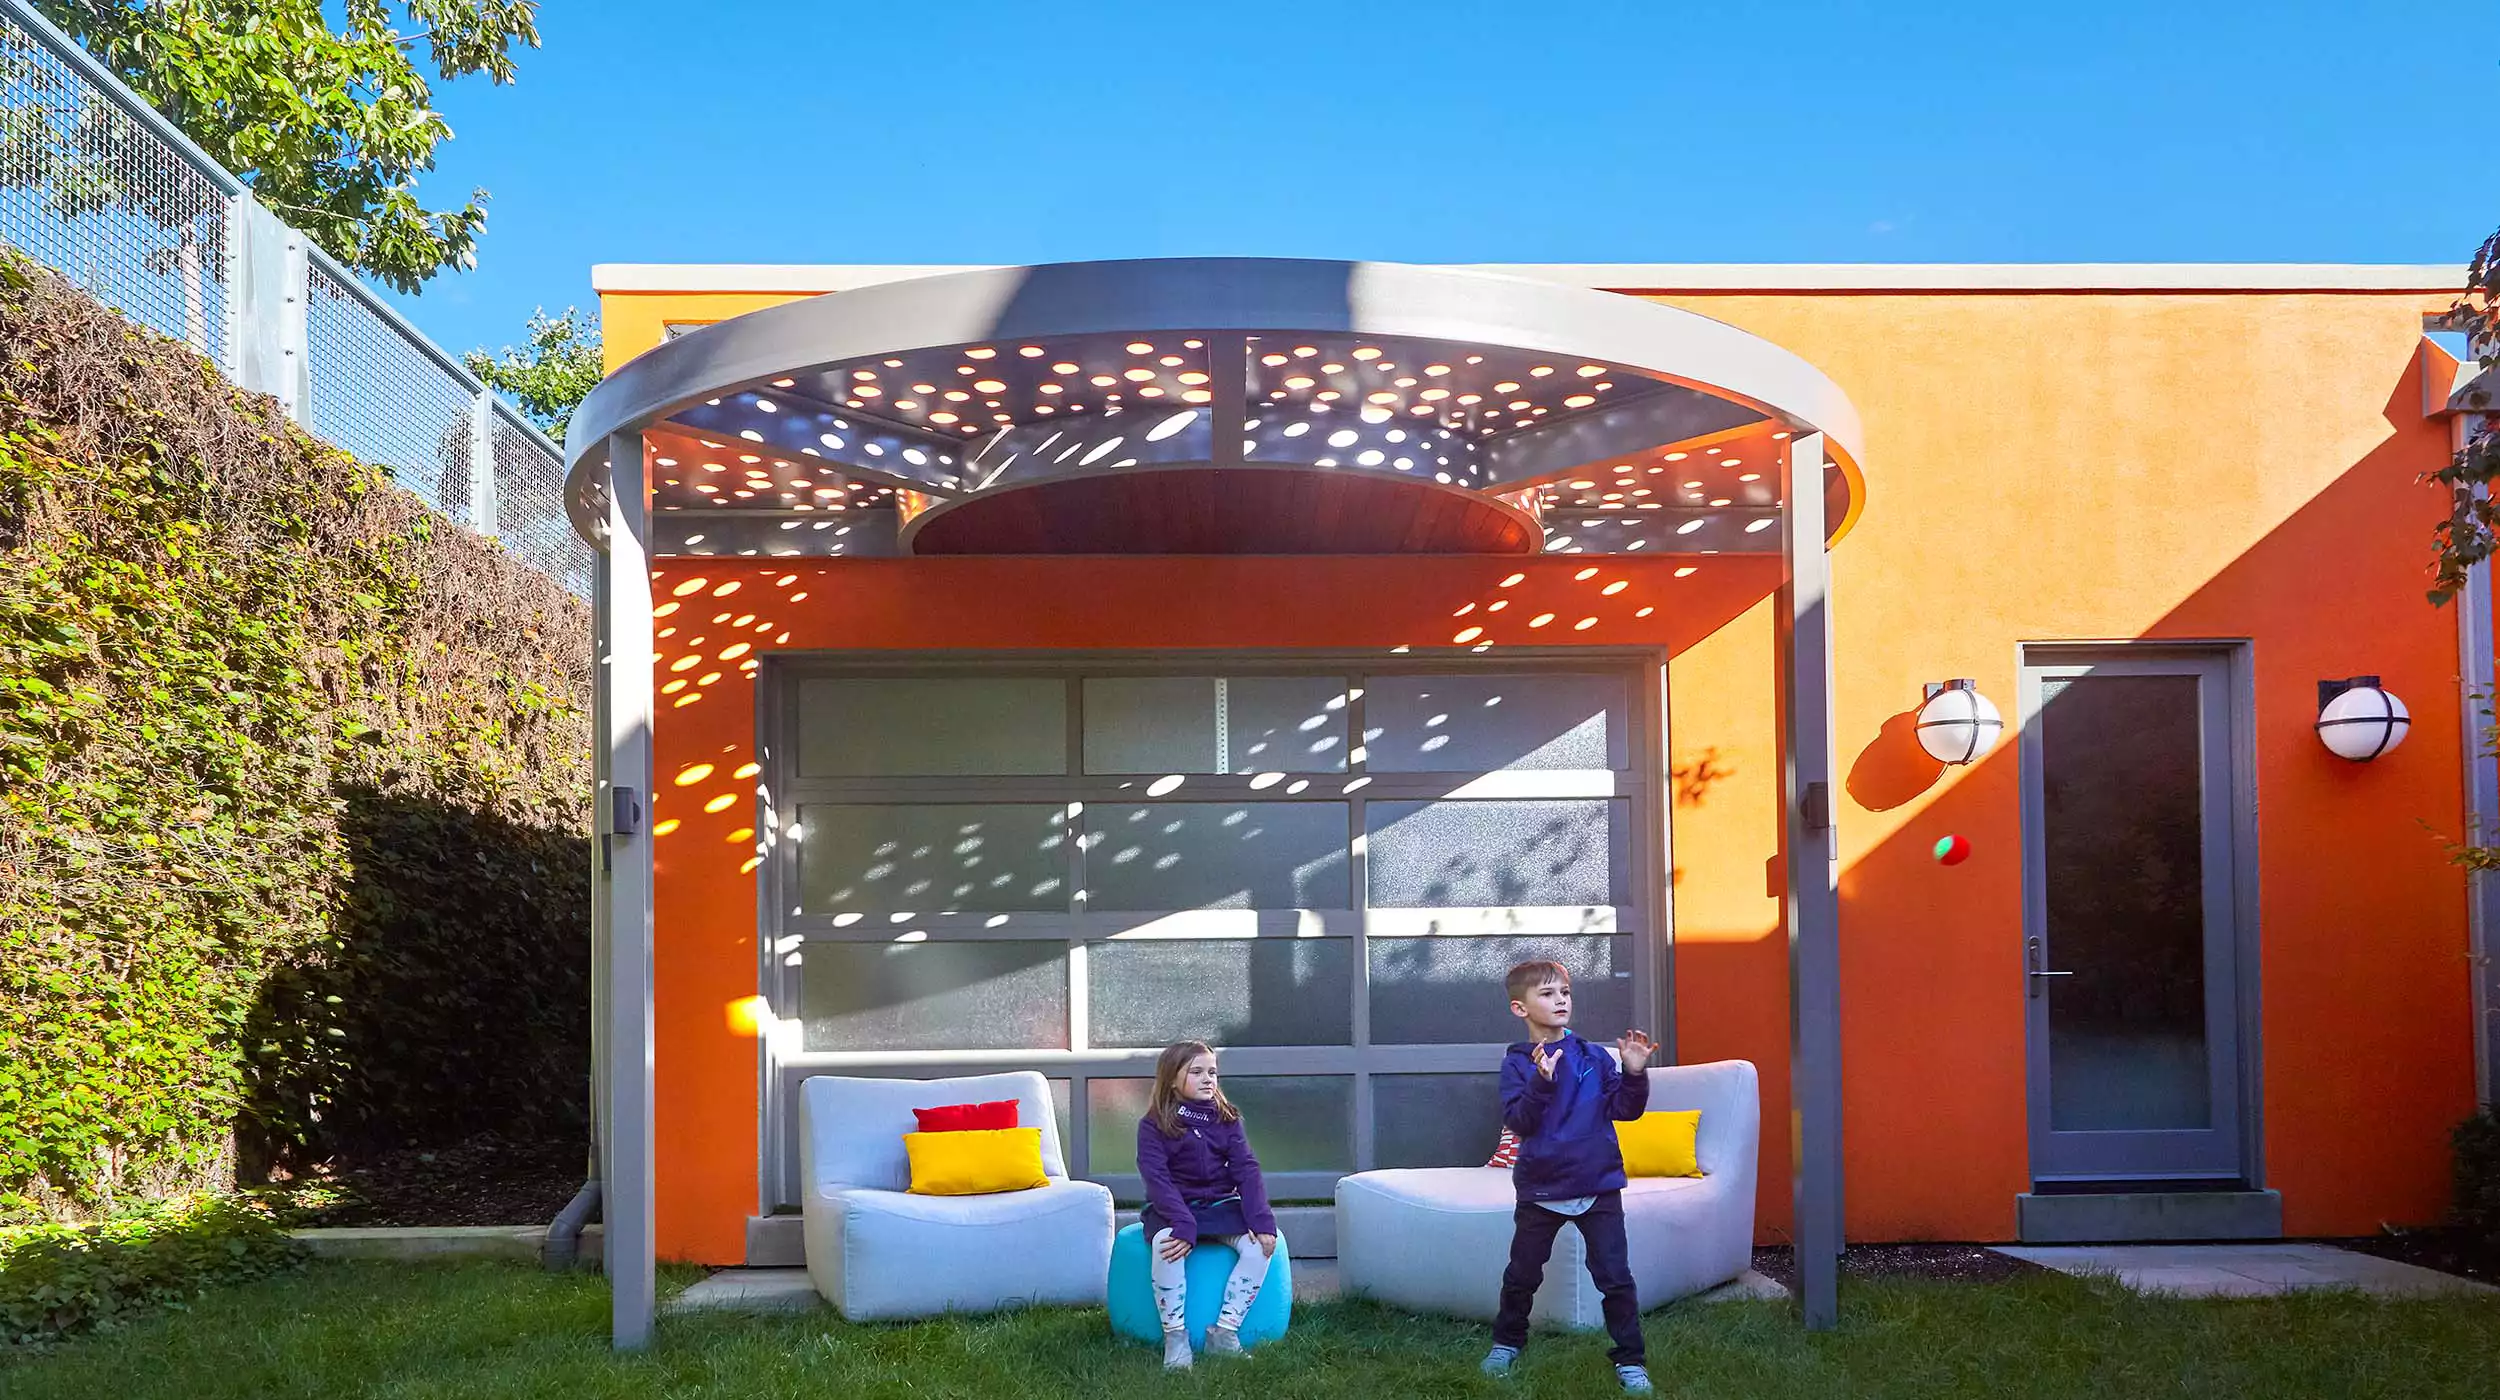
[[1482, 959, 1657, 1395]]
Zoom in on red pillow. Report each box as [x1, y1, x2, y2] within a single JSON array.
[[1487, 1128, 1520, 1169], [913, 1099, 1020, 1133]]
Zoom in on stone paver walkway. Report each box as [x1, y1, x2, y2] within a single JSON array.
[[1993, 1243, 2493, 1299]]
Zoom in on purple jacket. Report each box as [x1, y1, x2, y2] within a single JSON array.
[[1135, 1100, 1278, 1244], [1500, 1030, 1650, 1201]]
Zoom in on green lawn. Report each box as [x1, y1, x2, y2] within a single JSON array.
[[4, 1259, 2497, 1399]]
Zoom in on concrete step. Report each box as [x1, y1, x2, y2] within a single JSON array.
[[2016, 1189, 2282, 1243]]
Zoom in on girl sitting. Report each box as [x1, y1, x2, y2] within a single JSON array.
[[1135, 1039, 1279, 1370]]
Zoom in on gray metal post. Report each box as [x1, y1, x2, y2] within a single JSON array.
[[221, 192, 300, 418], [601, 432, 657, 1349], [469, 394, 501, 536], [2455, 441, 2500, 1110], [1779, 431, 1843, 1329]]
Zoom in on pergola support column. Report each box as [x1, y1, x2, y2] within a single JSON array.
[[601, 431, 658, 1349], [1778, 431, 1843, 1329]]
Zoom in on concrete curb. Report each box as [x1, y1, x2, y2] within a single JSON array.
[[290, 1225, 548, 1262]]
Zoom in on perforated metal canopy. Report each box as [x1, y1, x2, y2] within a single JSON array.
[[564, 258, 1864, 558]]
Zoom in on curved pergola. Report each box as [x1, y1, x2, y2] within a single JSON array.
[[564, 258, 1864, 561], [573, 259, 1851, 1347]]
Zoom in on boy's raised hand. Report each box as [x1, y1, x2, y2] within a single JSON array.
[[1616, 1030, 1657, 1073], [1533, 1043, 1560, 1080]]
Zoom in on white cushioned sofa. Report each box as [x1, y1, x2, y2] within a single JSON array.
[[1335, 1058, 1759, 1329], [797, 1070, 1114, 1321]]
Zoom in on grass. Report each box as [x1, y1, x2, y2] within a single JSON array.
[[2, 1260, 2497, 1399]]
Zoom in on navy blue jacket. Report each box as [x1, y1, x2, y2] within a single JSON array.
[[1499, 1031, 1651, 1201], [1135, 1100, 1278, 1244]]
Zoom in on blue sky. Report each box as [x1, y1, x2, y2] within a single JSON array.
[[396, 1, 2484, 359]]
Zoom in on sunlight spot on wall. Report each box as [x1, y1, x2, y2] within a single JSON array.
[[1454, 626, 1484, 643], [672, 578, 710, 597], [720, 642, 753, 661], [1528, 613, 1555, 628], [1499, 573, 1526, 588], [705, 793, 740, 814], [675, 764, 716, 787], [1574, 617, 1598, 631], [734, 763, 762, 780], [653, 818, 682, 837], [740, 856, 764, 875], [726, 996, 770, 1037], [1602, 581, 1628, 596]]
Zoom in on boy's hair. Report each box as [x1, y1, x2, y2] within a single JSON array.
[[1146, 1039, 1240, 1138], [1505, 959, 1571, 1004]]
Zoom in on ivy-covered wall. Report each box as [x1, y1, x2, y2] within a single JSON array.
[[0, 254, 592, 1222]]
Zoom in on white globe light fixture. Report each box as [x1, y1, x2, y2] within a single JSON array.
[[1915, 679, 2003, 765], [2316, 676, 2409, 761]]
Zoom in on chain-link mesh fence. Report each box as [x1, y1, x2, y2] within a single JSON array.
[[0, 1, 584, 598], [0, 10, 232, 362], [304, 254, 478, 520], [492, 404, 593, 596]]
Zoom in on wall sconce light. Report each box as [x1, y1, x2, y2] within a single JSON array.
[[2316, 676, 2409, 761], [1916, 679, 2003, 765]]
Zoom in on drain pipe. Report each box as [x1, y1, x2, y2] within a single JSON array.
[[544, 1170, 601, 1271]]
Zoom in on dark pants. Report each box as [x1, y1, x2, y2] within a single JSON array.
[[1491, 1190, 1643, 1366]]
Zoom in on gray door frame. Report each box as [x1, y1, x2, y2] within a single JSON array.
[[753, 647, 1673, 1212], [2017, 642, 2263, 1186]]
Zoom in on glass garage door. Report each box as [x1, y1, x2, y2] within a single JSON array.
[[758, 659, 1661, 1207]]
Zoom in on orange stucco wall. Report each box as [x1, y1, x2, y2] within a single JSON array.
[[608, 279, 2478, 1263]]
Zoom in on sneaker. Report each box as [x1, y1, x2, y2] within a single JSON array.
[[1162, 1330, 1193, 1371], [1481, 1344, 1521, 1376], [1205, 1324, 1246, 1357], [1616, 1363, 1654, 1394]]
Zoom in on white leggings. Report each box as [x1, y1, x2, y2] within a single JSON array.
[[1149, 1229, 1268, 1334]]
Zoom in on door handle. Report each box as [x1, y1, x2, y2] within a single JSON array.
[[2025, 936, 2074, 999]]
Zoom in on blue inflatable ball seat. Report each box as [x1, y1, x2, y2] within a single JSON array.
[[1105, 1221, 1293, 1351]]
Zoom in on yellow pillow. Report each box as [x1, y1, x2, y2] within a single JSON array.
[[1615, 1110, 1704, 1178], [904, 1127, 1050, 1196]]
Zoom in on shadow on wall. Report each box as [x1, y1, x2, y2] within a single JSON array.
[[1847, 711, 1946, 813], [237, 786, 591, 1181]]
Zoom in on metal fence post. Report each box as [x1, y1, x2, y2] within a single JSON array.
[[470, 393, 501, 536], [220, 191, 306, 424]]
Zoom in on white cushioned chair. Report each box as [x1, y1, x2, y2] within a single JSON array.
[[1335, 1058, 1759, 1329], [798, 1071, 1114, 1321]]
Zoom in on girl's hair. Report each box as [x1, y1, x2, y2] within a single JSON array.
[[1147, 1040, 1240, 1138]]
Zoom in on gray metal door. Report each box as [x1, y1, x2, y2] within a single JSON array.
[[2021, 652, 2245, 1182]]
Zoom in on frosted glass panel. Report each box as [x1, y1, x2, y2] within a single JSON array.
[[799, 941, 1068, 1050], [798, 677, 1066, 776], [1366, 800, 1625, 907], [1365, 673, 1626, 771], [1374, 1074, 1502, 1168], [1370, 935, 1633, 1045], [1088, 1075, 1351, 1175], [1086, 803, 1351, 910], [1084, 676, 1350, 774], [1088, 938, 1353, 1047], [797, 804, 1067, 913]]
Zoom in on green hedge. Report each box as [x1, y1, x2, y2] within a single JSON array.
[[0, 1195, 301, 1347], [2459, 1111, 2500, 1250], [0, 253, 592, 1222]]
